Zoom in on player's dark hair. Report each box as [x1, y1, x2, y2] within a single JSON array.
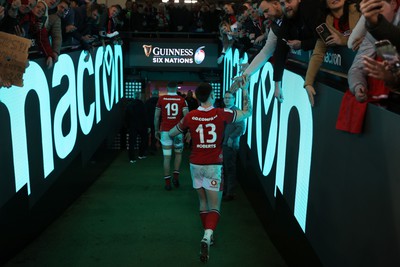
[[195, 83, 213, 103], [167, 81, 178, 88]]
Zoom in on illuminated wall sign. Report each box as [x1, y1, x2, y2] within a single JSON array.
[[0, 45, 123, 202], [128, 39, 218, 69], [288, 46, 356, 74], [223, 48, 313, 232]]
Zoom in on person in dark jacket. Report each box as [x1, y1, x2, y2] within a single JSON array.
[[272, 0, 322, 102], [0, 0, 37, 34], [145, 89, 159, 154], [69, 2, 104, 50], [360, 0, 400, 50], [185, 90, 199, 111], [126, 92, 149, 163], [222, 91, 245, 201]]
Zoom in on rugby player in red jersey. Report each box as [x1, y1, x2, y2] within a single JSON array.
[[169, 82, 252, 262], [154, 81, 189, 190]]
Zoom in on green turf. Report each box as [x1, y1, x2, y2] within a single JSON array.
[[4, 149, 287, 267]]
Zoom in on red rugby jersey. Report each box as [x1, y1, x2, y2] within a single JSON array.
[[177, 106, 237, 165], [156, 93, 188, 131]]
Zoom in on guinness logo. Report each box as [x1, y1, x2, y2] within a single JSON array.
[[143, 45, 152, 57]]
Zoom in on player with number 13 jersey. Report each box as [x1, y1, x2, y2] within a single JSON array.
[[176, 106, 237, 165]]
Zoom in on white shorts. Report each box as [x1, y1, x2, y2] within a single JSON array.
[[160, 131, 184, 151], [190, 164, 223, 192]]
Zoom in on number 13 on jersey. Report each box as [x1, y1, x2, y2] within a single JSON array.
[[196, 123, 217, 144]]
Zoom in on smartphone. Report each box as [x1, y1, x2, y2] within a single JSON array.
[[375, 39, 400, 71], [316, 23, 331, 44]]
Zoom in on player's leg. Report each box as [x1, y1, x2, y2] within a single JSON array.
[[163, 154, 172, 190], [197, 187, 209, 228], [204, 189, 223, 237], [190, 164, 211, 263], [199, 165, 223, 262], [190, 164, 209, 232], [172, 134, 184, 187], [160, 132, 173, 190]]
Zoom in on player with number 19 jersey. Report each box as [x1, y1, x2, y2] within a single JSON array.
[[176, 106, 237, 165], [156, 94, 188, 131]]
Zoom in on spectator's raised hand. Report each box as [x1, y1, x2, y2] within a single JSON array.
[[355, 86, 368, 102], [82, 35, 95, 43], [46, 57, 53, 69], [14, 25, 25, 37], [350, 36, 364, 51], [274, 81, 284, 103], [220, 24, 229, 34], [287, 39, 301, 50], [240, 63, 249, 72], [254, 35, 264, 45], [0, 6, 5, 21], [325, 31, 342, 46], [53, 52, 59, 63], [230, 74, 249, 93], [360, 0, 383, 26], [304, 85, 316, 107], [363, 55, 395, 82], [0, 76, 12, 88], [65, 25, 77, 33]]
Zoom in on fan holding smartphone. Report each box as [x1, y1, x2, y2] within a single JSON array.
[[375, 39, 400, 71], [316, 23, 332, 44], [303, 0, 361, 106], [362, 39, 400, 92]]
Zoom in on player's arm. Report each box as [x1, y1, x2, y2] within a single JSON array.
[[169, 126, 180, 138], [181, 104, 189, 140], [169, 119, 184, 138], [183, 107, 189, 117], [182, 100, 189, 117], [235, 87, 252, 122], [154, 108, 161, 140]]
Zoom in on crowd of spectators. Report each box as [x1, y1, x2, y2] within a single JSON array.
[[118, 0, 269, 62], [225, 0, 400, 133], [0, 0, 123, 63], [0, 0, 275, 82], [3, 0, 400, 119]]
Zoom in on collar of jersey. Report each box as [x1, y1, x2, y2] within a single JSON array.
[[198, 106, 214, 111], [167, 92, 178, 95]]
